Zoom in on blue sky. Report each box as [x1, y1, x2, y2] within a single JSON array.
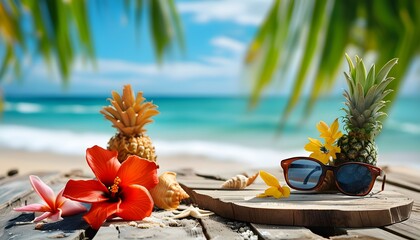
[[1, 0, 273, 97], [1, 0, 419, 97]]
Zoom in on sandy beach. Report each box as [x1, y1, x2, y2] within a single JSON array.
[[2, 147, 419, 177], [0, 147, 251, 177]]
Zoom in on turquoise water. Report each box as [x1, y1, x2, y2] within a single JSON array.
[[1, 96, 420, 166]]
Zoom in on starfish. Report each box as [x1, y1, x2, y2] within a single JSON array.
[[171, 205, 213, 219]]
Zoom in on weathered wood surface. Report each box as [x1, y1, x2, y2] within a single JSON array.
[[199, 215, 250, 240], [179, 175, 413, 228], [0, 172, 87, 240], [1, 165, 420, 239], [250, 224, 326, 239], [94, 213, 206, 240]]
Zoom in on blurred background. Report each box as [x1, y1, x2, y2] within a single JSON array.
[[1, 0, 419, 168]]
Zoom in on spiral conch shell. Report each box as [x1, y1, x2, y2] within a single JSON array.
[[149, 172, 190, 210], [221, 172, 259, 189]]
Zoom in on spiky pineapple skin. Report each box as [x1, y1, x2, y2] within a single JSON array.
[[108, 133, 157, 163], [336, 133, 377, 166]]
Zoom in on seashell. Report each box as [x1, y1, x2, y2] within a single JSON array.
[[149, 172, 190, 210], [221, 172, 259, 189]]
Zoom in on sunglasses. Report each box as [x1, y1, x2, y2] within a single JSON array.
[[281, 157, 386, 196]]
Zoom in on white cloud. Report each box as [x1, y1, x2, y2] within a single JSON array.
[[28, 57, 240, 84], [210, 36, 246, 55], [177, 0, 273, 26], [94, 59, 238, 80]]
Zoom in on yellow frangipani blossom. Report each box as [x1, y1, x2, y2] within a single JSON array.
[[257, 170, 290, 199], [317, 118, 343, 144], [304, 137, 341, 164]]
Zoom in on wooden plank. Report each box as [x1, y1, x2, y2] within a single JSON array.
[[383, 166, 420, 187], [2, 214, 86, 240], [181, 168, 420, 237], [1, 224, 84, 240], [383, 212, 420, 240], [0, 172, 60, 210], [0, 173, 88, 240], [251, 224, 326, 240], [94, 213, 206, 240], [377, 176, 420, 240], [331, 228, 407, 240], [180, 175, 413, 228], [199, 215, 245, 240], [383, 193, 420, 239]]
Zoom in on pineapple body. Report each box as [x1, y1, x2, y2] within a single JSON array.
[[100, 85, 159, 163], [108, 133, 156, 163], [336, 54, 397, 166], [336, 133, 377, 166]]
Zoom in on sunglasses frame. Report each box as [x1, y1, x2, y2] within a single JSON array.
[[281, 157, 386, 196]]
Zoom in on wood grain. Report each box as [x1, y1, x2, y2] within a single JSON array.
[[180, 178, 413, 228], [94, 218, 206, 240], [199, 215, 245, 240], [0, 173, 86, 240], [251, 224, 326, 239]]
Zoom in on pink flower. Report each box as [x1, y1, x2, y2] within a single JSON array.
[[14, 175, 87, 222]]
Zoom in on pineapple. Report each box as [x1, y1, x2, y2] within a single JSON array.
[[100, 85, 159, 163], [335, 54, 398, 166]]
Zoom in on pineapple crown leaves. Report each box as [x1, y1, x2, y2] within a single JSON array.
[[100, 85, 159, 135], [342, 54, 398, 139]]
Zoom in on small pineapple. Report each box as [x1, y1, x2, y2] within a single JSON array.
[[100, 85, 159, 163], [336, 54, 398, 166]]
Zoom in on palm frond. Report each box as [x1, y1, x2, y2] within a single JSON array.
[[246, 0, 420, 127], [0, 0, 184, 82]]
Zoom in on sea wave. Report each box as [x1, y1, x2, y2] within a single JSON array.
[[0, 125, 109, 155], [4, 102, 101, 114], [387, 120, 420, 135], [4, 102, 44, 114], [0, 125, 304, 167]]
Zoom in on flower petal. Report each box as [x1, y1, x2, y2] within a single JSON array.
[[83, 202, 119, 230], [56, 188, 87, 216], [63, 179, 109, 203], [317, 121, 329, 135], [14, 203, 49, 212], [29, 175, 56, 210], [256, 193, 268, 198], [304, 138, 323, 152], [259, 171, 280, 188], [330, 119, 339, 135], [264, 186, 282, 198], [86, 145, 120, 186], [117, 185, 154, 220], [117, 156, 159, 190], [60, 200, 87, 217], [34, 212, 53, 222], [280, 186, 291, 197], [48, 209, 63, 222], [310, 152, 329, 164]]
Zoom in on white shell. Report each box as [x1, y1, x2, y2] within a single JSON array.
[[221, 173, 259, 189]]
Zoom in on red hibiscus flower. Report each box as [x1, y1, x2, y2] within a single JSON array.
[[63, 145, 158, 229]]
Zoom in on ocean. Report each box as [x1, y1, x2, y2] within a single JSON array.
[[1, 96, 420, 168]]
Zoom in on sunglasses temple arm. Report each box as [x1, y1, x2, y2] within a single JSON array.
[[303, 166, 322, 184], [381, 173, 386, 192]]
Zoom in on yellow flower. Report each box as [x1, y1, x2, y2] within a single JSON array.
[[257, 170, 290, 199], [317, 118, 343, 144], [304, 137, 341, 164]]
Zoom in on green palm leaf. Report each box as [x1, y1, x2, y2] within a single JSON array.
[[0, 0, 184, 82], [246, 0, 420, 126]]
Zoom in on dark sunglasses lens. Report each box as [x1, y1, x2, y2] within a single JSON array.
[[287, 160, 322, 189], [336, 164, 372, 195]]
